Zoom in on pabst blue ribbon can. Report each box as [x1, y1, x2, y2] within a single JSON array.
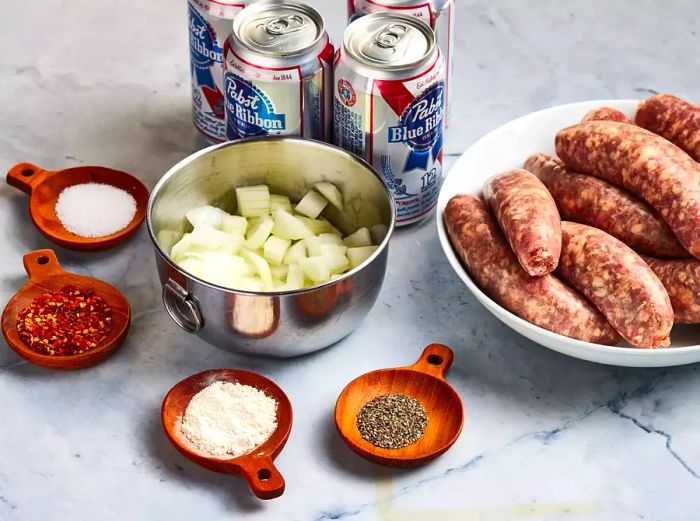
[[334, 13, 445, 226], [348, 0, 454, 127], [347, 0, 357, 19], [223, 0, 334, 142], [188, 0, 252, 142]]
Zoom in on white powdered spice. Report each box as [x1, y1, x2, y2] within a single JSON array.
[[181, 381, 278, 457], [55, 183, 137, 238]]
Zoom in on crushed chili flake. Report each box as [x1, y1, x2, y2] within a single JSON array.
[[16, 286, 113, 356]]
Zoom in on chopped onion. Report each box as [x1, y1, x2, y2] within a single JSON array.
[[186, 205, 230, 229], [343, 227, 373, 247], [222, 215, 248, 236], [270, 194, 293, 213], [173, 183, 385, 292], [283, 241, 307, 265], [318, 233, 342, 245], [245, 215, 274, 250], [304, 236, 323, 257], [270, 263, 289, 280], [263, 235, 291, 265], [314, 182, 343, 211], [271, 209, 314, 240], [347, 246, 378, 269], [242, 249, 273, 290], [285, 264, 305, 290], [295, 189, 328, 219], [300, 256, 331, 283], [236, 185, 270, 217]]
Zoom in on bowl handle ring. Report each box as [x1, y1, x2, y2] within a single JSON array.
[[163, 279, 203, 333]]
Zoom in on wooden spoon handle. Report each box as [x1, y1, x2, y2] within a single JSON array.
[[23, 249, 64, 282], [6, 162, 53, 195], [238, 455, 285, 500], [408, 343, 454, 380]]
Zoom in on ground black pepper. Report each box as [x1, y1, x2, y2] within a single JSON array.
[[356, 393, 428, 449]]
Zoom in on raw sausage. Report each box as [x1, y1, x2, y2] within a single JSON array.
[[557, 221, 673, 348], [482, 169, 561, 276], [555, 121, 700, 259], [636, 94, 700, 162], [582, 107, 634, 125], [642, 256, 700, 324], [444, 195, 620, 345], [524, 153, 688, 258]]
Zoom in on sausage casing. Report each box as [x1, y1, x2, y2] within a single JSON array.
[[555, 121, 700, 259], [524, 153, 688, 258], [636, 94, 700, 162], [557, 222, 673, 348], [642, 256, 700, 324], [582, 107, 635, 125], [482, 169, 561, 276], [444, 195, 620, 345]]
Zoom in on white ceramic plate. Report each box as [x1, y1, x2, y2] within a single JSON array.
[[437, 99, 700, 367]]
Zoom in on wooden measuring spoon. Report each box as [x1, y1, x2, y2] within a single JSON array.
[[1, 249, 131, 370], [335, 343, 464, 468], [161, 369, 292, 500], [7, 162, 149, 251]]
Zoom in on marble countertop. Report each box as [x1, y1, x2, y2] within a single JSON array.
[[1, 1, 699, 519]]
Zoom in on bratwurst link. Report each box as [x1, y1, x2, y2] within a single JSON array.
[[582, 107, 635, 125], [524, 153, 688, 258], [557, 222, 673, 348], [642, 256, 700, 324], [636, 94, 700, 162], [444, 195, 619, 345], [483, 169, 561, 276], [555, 120, 700, 259]]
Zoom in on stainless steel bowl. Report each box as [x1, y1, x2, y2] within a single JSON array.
[[147, 137, 395, 357]]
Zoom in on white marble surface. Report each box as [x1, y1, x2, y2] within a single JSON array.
[[1, 1, 700, 519]]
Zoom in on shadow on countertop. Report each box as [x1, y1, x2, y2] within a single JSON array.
[[142, 408, 266, 513]]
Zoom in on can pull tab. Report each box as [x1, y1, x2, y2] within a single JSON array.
[[375, 23, 409, 48], [265, 15, 306, 36]]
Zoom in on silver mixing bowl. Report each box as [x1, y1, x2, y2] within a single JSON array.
[[147, 137, 395, 357]]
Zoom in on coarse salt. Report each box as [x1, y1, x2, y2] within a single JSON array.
[[181, 381, 278, 457], [55, 183, 137, 238]]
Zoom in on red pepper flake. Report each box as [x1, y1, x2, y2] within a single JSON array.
[[16, 286, 113, 356]]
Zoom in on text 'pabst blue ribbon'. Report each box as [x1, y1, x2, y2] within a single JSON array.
[[379, 81, 445, 172]]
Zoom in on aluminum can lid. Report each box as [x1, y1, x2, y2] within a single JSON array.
[[343, 12, 435, 70], [233, 0, 325, 56]]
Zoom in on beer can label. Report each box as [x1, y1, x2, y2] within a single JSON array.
[[188, 1, 245, 142], [224, 43, 333, 141], [349, 0, 454, 127], [334, 57, 445, 224], [352, 1, 432, 24], [347, 0, 360, 20]]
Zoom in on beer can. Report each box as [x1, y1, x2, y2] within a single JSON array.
[[223, 0, 334, 142], [347, 0, 356, 19], [334, 13, 446, 226], [188, 0, 252, 143], [348, 0, 454, 127]]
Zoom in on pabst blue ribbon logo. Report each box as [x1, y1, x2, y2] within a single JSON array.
[[225, 73, 286, 139], [189, 4, 222, 68], [388, 82, 444, 172], [188, 3, 222, 92], [338, 79, 357, 107]]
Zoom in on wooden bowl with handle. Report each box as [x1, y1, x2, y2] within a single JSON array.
[[335, 344, 464, 468], [1, 249, 131, 370], [7, 162, 149, 251], [161, 369, 293, 500]]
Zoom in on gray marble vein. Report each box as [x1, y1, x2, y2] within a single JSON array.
[[1, 1, 700, 520]]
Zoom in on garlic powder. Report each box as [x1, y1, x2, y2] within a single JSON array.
[[181, 381, 278, 457]]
